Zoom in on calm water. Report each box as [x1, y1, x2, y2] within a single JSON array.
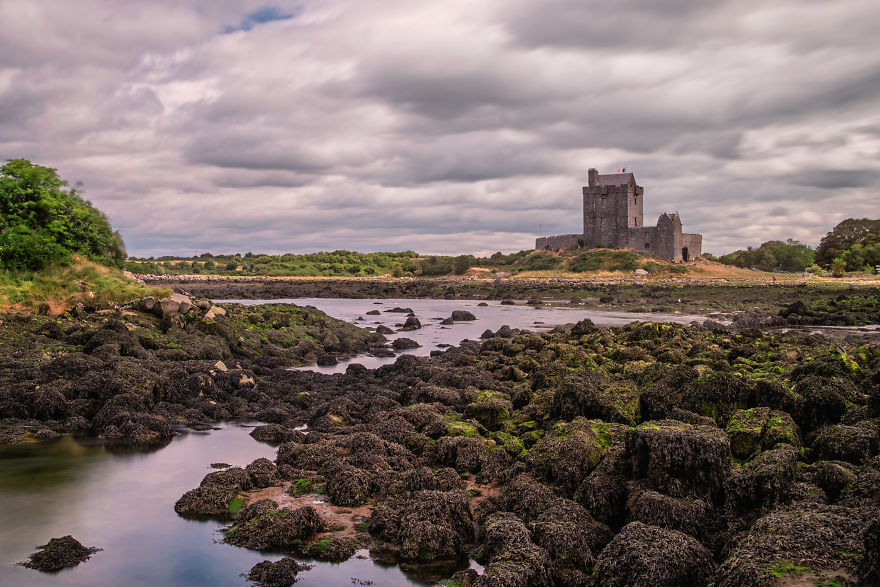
[[222, 297, 707, 373], [2, 300, 705, 586], [0, 425, 459, 586]]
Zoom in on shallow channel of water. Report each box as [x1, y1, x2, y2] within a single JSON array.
[[222, 297, 708, 374], [0, 424, 456, 586]]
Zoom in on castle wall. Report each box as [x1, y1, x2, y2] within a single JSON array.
[[535, 233, 582, 250], [681, 233, 702, 261], [583, 185, 634, 249]]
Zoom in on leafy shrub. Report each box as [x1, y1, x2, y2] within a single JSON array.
[[0, 159, 126, 272], [521, 252, 562, 271]]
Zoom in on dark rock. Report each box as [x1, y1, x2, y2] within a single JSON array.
[[474, 512, 550, 587], [860, 519, 880, 586], [375, 325, 394, 335], [21, 535, 101, 572], [247, 557, 305, 587], [303, 536, 358, 562], [599, 296, 614, 303], [387, 307, 413, 313], [366, 310, 381, 315], [480, 329, 494, 339], [250, 424, 302, 446], [592, 522, 715, 586], [392, 338, 420, 350], [224, 506, 327, 550], [495, 325, 513, 338], [716, 504, 874, 585], [627, 487, 709, 540], [246, 457, 280, 488], [398, 490, 475, 562], [401, 316, 422, 331], [812, 423, 879, 465], [626, 420, 730, 503], [174, 485, 237, 518], [440, 317, 454, 325], [500, 299, 515, 305], [451, 310, 477, 321], [725, 445, 798, 515], [316, 354, 338, 366]]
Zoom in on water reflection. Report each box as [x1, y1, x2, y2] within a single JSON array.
[[0, 425, 450, 586]]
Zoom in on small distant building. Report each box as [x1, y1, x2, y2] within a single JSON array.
[[536, 168, 702, 262]]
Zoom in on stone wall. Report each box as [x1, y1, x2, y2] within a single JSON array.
[[681, 233, 702, 261], [535, 233, 582, 251]]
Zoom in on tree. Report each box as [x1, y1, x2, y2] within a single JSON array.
[[0, 159, 126, 272], [815, 218, 880, 267]]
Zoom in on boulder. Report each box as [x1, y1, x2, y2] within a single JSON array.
[[223, 506, 327, 550], [247, 557, 305, 587], [812, 423, 879, 465], [401, 316, 422, 331], [592, 522, 715, 587], [626, 420, 731, 503], [392, 338, 420, 350], [20, 535, 101, 572], [451, 310, 477, 321]]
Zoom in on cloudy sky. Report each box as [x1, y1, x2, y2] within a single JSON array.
[[1, 0, 878, 257]]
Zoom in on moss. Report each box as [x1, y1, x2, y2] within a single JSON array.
[[227, 493, 246, 513], [310, 537, 331, 553], [294, 478, 313, 493], [447, 421, 478, 437], [766, 561, 812, 577]]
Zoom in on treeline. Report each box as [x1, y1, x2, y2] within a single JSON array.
[[711, 218, 880, 274], [126, 249, 691, 278]]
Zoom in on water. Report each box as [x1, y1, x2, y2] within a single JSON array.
[[0, 425, 454, 586], [222, 297, 707, 373]]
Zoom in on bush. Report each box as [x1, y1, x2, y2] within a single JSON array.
[[0, 159, 126, 272]]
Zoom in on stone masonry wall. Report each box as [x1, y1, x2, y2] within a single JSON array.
[[536, 233, 582, 250]]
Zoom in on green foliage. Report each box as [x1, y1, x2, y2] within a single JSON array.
[[520, 252, 562, 271], [816, 218, 880, 267], [570, 250, 641, 272], [831, 258, 847, 277], [227, 494, 246, 513], [0, 159, 126, 272], [719, 239, 815, 272]]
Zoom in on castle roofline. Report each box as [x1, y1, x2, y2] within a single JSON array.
[[594, 172, 634, 186]]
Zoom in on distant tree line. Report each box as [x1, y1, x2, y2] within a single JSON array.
[[709, 218, 880, 274]]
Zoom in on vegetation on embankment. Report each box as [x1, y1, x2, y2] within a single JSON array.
[[0, 258, 168, 316], [0, 159, 154, 315]]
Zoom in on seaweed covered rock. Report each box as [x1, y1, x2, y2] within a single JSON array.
[[626, 420, 731, 503], [174, 484, 238, 519], [247, 557, 306, 587], [398, 490, 474, 562], [861, 519, 880, 586], [792, 375, 863, 431], [626, 486, 710, 540], [592, 522, 715, 587], [323, 462, 372, 506], [527, 498, 612, 580], [20, 535, 101, 572], [716, 504, 874, 585], [224, 506, 327, 551], [250, 424, 302, 445], [474, 512, 551, 587], [811, 422, 879, 465], [725, 445, 798, 517], [553, 372, 639, 425], [302, 536, 359, 562], [839, 455, 880, 507], [527, 419, 614, 494], [436, 435, 486, 473], [246, 458, 281, 489]]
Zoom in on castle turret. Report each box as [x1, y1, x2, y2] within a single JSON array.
[[588, 168, 598, 187]]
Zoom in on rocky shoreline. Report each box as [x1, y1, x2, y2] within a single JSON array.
[[2, 286, 879, 585]]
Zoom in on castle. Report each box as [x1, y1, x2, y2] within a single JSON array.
[[535, 168, 702, 262]]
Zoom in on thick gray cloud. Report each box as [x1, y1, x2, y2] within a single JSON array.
[[1, 0, 878, 257]]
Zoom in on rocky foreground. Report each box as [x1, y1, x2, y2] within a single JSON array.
[[2, 291, 879, 586]]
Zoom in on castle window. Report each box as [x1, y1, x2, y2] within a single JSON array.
[[633, 217, 637, 226], [601, 197, 607, 206], [645, 243, 650, 249], [600, 218, 605, 226]]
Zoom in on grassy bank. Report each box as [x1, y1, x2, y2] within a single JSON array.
[[1, 258, 169, 316]]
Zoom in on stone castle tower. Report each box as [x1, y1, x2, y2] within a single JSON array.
[[537, 168, 702, 262]]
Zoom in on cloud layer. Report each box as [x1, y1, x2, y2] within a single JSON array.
[[1, 0, 878, 256]]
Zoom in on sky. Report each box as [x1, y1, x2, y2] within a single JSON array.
[[1, 0, 878, 257]]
